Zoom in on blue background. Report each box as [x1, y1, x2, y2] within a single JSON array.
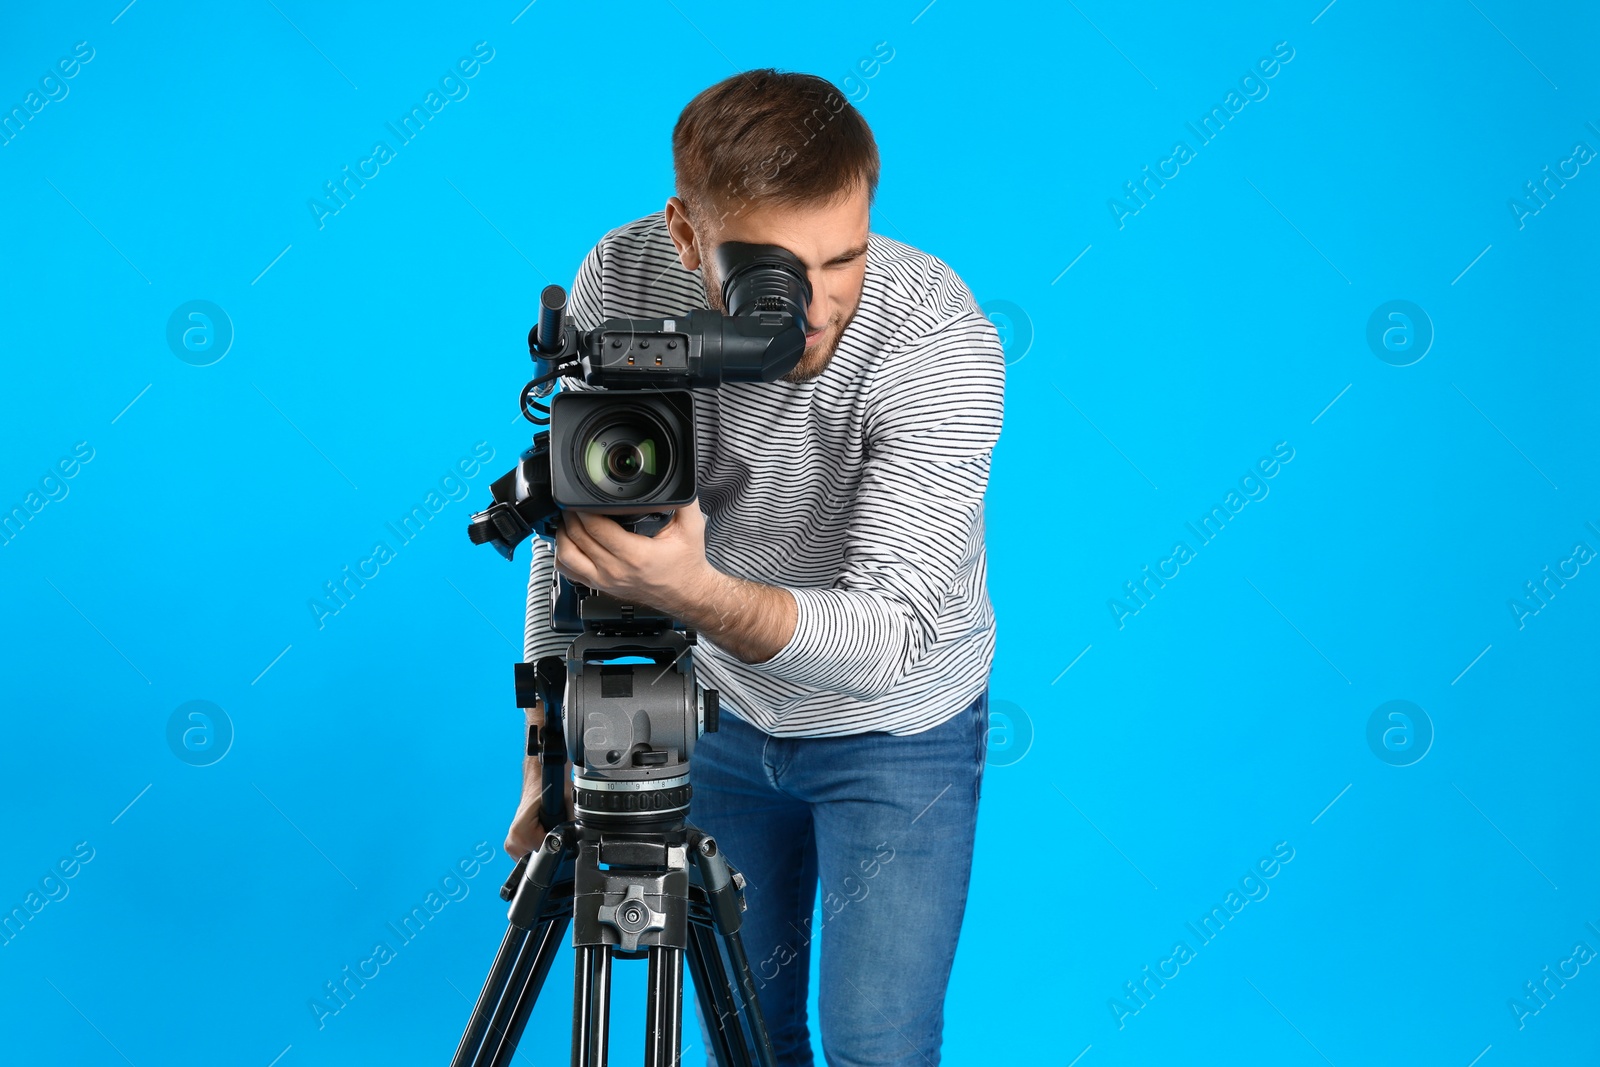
[[2, 1, 1596, 1064]]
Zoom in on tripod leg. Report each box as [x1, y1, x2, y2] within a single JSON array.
[[686, 831, 777, 1067], [573, 944, 613, 1067], [451, 924, 533, 1067], [457, 832, 577, 1067], [644, 946, 684, 1067], [719, 931, 777, 1067], [472, 916, 562, 1067], [685, 925, 751, 1067], [486, 915, 571, 1067]]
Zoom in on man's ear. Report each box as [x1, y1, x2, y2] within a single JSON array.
[[664, 196, 703, 272]]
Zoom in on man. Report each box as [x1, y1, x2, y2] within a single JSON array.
[[505, 69, 1005, 1066]]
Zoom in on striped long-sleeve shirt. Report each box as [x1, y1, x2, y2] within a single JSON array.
[[523, 210, 1005, 737]]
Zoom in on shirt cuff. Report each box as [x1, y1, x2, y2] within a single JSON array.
[[753, 586, 868, 692]]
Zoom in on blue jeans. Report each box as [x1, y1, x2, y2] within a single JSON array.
[[687, 689, 988, 1067]]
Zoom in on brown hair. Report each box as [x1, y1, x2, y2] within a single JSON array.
[[672, 69, 879, 228]]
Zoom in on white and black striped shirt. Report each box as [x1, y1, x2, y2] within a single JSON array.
[[523, 211, 1005, 736]]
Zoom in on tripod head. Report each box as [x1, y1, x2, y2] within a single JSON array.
[[518, 580, 720, 840]]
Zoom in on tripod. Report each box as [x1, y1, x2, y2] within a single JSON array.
[[450, 612, 778, 1067]]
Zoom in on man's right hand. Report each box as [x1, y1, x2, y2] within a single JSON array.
[[505, 701, 575, 859]]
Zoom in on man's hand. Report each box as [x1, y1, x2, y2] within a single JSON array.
[[505, 701, 575, 858], [553, 501, 799, 665], [553, 501, 712, 620], [505, 764, 573, 858]]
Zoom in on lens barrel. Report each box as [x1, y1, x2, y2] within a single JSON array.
[[575, 406, 674, 501]]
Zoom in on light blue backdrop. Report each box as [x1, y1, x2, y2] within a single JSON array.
[[2, 1, 1596, 1064]]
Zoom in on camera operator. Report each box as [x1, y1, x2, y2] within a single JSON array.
[[506, 69, 1005, 1067]]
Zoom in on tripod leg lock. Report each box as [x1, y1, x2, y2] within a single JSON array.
[[507, 820, 576, 928], [688, 829, 747, 936]]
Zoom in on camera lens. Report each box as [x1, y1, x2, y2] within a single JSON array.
[[605, 442, 646, 481], [577, 408, 673, 501]]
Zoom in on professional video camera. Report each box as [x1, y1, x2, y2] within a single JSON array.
[[451, 241, 811, 1067], [467, 241, 812, 555]]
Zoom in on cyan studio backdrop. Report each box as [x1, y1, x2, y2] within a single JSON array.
[[2, 1, 1596, 1064]]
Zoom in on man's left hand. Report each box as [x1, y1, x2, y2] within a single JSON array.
[[553, 500, 715, 618]]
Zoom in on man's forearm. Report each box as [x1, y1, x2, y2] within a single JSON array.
[[670, 566, 797, 665]]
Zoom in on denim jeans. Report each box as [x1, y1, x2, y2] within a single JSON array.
[[686, 689, 988, 1067]]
